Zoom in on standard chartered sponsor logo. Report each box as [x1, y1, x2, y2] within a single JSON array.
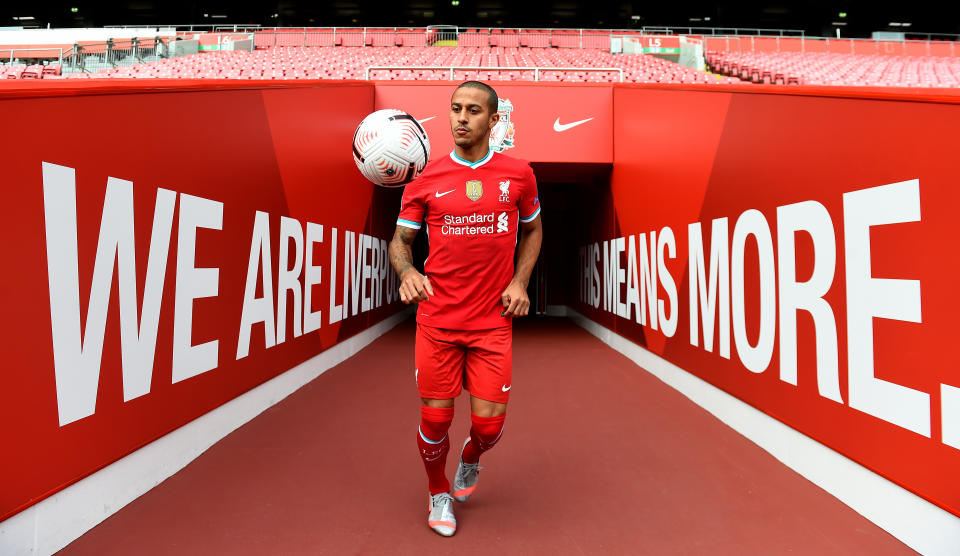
[[441, 211, 509, 235]]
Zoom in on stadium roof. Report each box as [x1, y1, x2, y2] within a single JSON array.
[[2, 1, 957, 39]]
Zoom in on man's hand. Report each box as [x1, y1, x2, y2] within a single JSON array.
[[398, 268, 434, 304], [500, 278, 531, 318]]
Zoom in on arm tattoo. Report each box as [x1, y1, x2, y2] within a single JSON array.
[[389, 226, 418, 277], [394, 226, 417, 245]]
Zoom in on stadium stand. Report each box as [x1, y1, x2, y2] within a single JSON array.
[[4, 26, 957, 87], [707, 51, 960, 87], [60, 46, 733, 84]]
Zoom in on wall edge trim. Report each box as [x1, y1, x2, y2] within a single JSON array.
[[566, 307, 960, 556], [0, 309, 412, 556]]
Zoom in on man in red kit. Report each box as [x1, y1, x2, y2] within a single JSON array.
[[388, 81, 542, 537]]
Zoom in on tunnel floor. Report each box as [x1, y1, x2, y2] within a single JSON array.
[[59, 317, 911, 555]]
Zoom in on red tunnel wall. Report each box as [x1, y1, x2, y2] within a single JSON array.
[[573, 85, 960, 518], [1, 80, 958, 522], [0, 81, 404, 520]]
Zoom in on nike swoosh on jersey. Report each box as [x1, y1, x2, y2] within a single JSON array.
[[501, 384, 512, 392], [553, 117, 594, 132], [435, 189, 456, 198]]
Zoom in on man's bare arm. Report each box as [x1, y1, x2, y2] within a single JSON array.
[[389, 225, 434, 304], [501, 215, 543, 317], [389, 225, 418, 277]]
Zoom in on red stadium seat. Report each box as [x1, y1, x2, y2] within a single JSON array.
[[54, 44, 739, 85], [708, 49, 960, 87]]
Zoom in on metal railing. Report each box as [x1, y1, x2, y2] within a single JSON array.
[[365, 65, 624, 81], [62, 36, 171, 74], [92, 25, 960, 55], [104, 24, 808, 37], [105, 24, 262, 32], [702, 35, 960, 56], [641, 26, 805, 37]]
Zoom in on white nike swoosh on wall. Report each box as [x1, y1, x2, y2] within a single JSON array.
[[553, 117, 594, 132], [417, 116, 436, 124]]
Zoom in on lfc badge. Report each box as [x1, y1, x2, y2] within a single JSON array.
[[466, 180, 483, 201]]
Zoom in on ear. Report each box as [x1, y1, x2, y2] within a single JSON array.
[[489, 112, 500, 126]]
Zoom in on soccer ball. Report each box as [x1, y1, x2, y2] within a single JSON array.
[[352, 109, 430, 187]]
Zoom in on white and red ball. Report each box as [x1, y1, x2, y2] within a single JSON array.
[[351, 109, 430, 187]]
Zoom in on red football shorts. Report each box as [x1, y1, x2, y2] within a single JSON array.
[[415, 323, 513, 404]]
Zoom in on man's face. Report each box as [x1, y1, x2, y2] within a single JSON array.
[[449, 87, 499, 150]]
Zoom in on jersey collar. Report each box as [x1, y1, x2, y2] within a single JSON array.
[[449, 148, 494, 169]]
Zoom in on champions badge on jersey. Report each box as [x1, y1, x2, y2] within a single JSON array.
[[466, 180, 483, 201], [489, 98, 515, 153]]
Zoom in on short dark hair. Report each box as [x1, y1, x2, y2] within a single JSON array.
[[455, 81, 499, 115]]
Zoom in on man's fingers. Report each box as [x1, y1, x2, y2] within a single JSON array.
[[517, 299, 530, 317], [397, 270, 433, 304], [503, 295, 522, 317], [399, 278, 428, 304], [412, 278, 429, 301]]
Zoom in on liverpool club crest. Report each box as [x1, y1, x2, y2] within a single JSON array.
[[466, 180, 483, 201], [489, 98, 515, 153]]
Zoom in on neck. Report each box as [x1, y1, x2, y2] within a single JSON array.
[[454, 142, 490, 163]]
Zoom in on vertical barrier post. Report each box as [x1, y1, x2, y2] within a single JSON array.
[[449, 67, 453, 80], [303, 27, 307, 47]]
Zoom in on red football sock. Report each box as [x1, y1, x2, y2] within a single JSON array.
[[461, 413, 506, 465], [417, 405, 455, 495]]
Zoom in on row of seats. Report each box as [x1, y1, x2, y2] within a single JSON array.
[[253, 29, 613, 49], [69, 46, 737, 85], [707, 51, 960, 87], [0, 63, 61, 79]]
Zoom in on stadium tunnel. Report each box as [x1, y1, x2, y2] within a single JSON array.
[[1, 78, 960, 555]]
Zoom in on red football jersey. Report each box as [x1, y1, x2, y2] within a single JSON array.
[[397, 149, 541, 330]]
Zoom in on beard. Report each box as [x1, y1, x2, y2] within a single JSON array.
[[453, 122, 489, 149]]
